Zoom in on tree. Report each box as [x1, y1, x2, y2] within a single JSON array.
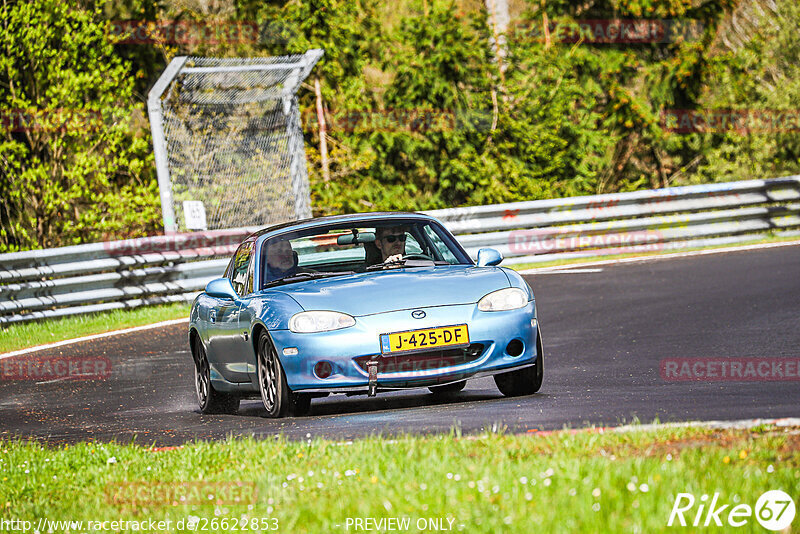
[[256, 0, 385, 213], [692, 0, 800, 183], [0, 0, 159, 251]]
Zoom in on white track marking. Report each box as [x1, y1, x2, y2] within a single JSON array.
[[456, 417, 800, 442], [519, 239, 800, 274], [607, 417, 800, 433], [0, 318, 189, 360], [535, 268, 604, 274], [36, 377, 73, 385], [528, 418, 800, 436]]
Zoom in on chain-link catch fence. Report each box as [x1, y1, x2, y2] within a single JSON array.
[[147, 50, 323, 233]]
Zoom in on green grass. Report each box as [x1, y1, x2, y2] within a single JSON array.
[[1, 425, 798, 532], [0, 302, 190, 354], [507, 233, 800, 271]]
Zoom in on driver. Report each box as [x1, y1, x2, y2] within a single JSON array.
[[374, 226, 408, 263]]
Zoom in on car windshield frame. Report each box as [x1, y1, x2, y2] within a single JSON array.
[[255, 217, 472, 290]]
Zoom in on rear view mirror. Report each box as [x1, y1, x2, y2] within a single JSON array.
[[476, 248, 503, 267], [205, 278, 238, 300], [337, 232, 376, 245]]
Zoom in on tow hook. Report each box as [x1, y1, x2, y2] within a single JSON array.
[[366, 357, 379, 397]]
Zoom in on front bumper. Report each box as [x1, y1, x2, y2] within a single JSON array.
[[269, 302, 539, 393]]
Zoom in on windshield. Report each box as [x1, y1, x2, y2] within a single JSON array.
[[258, 219, 470, 289]]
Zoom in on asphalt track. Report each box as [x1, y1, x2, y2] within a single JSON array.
[[2, 245, 799, 445]]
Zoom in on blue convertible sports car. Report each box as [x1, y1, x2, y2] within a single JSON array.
[[189, 212, 543, 417]]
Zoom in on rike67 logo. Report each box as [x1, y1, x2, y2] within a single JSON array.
[[668, 490, 796, 531]]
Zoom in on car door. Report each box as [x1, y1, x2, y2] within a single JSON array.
[[208, 240, 254, 384], [235, 245, 258, 379]]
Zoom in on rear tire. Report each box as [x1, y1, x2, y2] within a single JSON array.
[[193, 336, 240, 414], [429, 380, 467, 395], [494, 330, 544, 397]]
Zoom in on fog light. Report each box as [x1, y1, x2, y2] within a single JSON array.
[[283, 347, 299, 356], [531, 318, 538, 328], [314, 361, 333, 379], [506, 339, 524, 357]]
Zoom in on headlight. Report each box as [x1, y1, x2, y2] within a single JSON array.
[[477, 288, 528, 312], [289, 311, 356, 333]]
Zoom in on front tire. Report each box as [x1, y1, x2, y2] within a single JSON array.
[[193, 336, 239, 414], [257, 330, 292, 418], [494, 330, 544, 397], [257, 330, 312, 417]]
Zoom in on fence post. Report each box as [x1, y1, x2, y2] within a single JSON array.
[[147, 56, 187, 235]]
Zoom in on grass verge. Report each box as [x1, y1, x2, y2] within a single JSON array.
[[1, 425, 798, 532], [0, 302, 190, 354]]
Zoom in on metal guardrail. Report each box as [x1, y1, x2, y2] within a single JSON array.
[[0, 228, 259, 325], [1, 177, 799, 325], [426, 175, 800, 264]]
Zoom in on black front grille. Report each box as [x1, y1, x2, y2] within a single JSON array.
[[355, 343, 485, 374]]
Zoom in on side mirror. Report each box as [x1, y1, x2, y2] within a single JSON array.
[[476, 248, 503, 267], [205, 278, 238, 300]]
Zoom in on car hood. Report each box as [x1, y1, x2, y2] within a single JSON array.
[[271, 265, 510, 316]]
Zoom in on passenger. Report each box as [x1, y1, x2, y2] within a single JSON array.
[[265, 238, 300, 281]]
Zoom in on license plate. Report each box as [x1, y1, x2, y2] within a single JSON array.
[[380, 324, 469, 354]]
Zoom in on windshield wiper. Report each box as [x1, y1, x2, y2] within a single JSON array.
[[365, 260, 404, 271], [264, 271, 355, 288], [365, 259, 441, 271]]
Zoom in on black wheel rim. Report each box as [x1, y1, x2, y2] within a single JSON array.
[[195, 344, 210, 409], [258, 337, 278, 412]]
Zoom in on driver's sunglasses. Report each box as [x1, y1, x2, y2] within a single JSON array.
[[382, 233, 406, 243]]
